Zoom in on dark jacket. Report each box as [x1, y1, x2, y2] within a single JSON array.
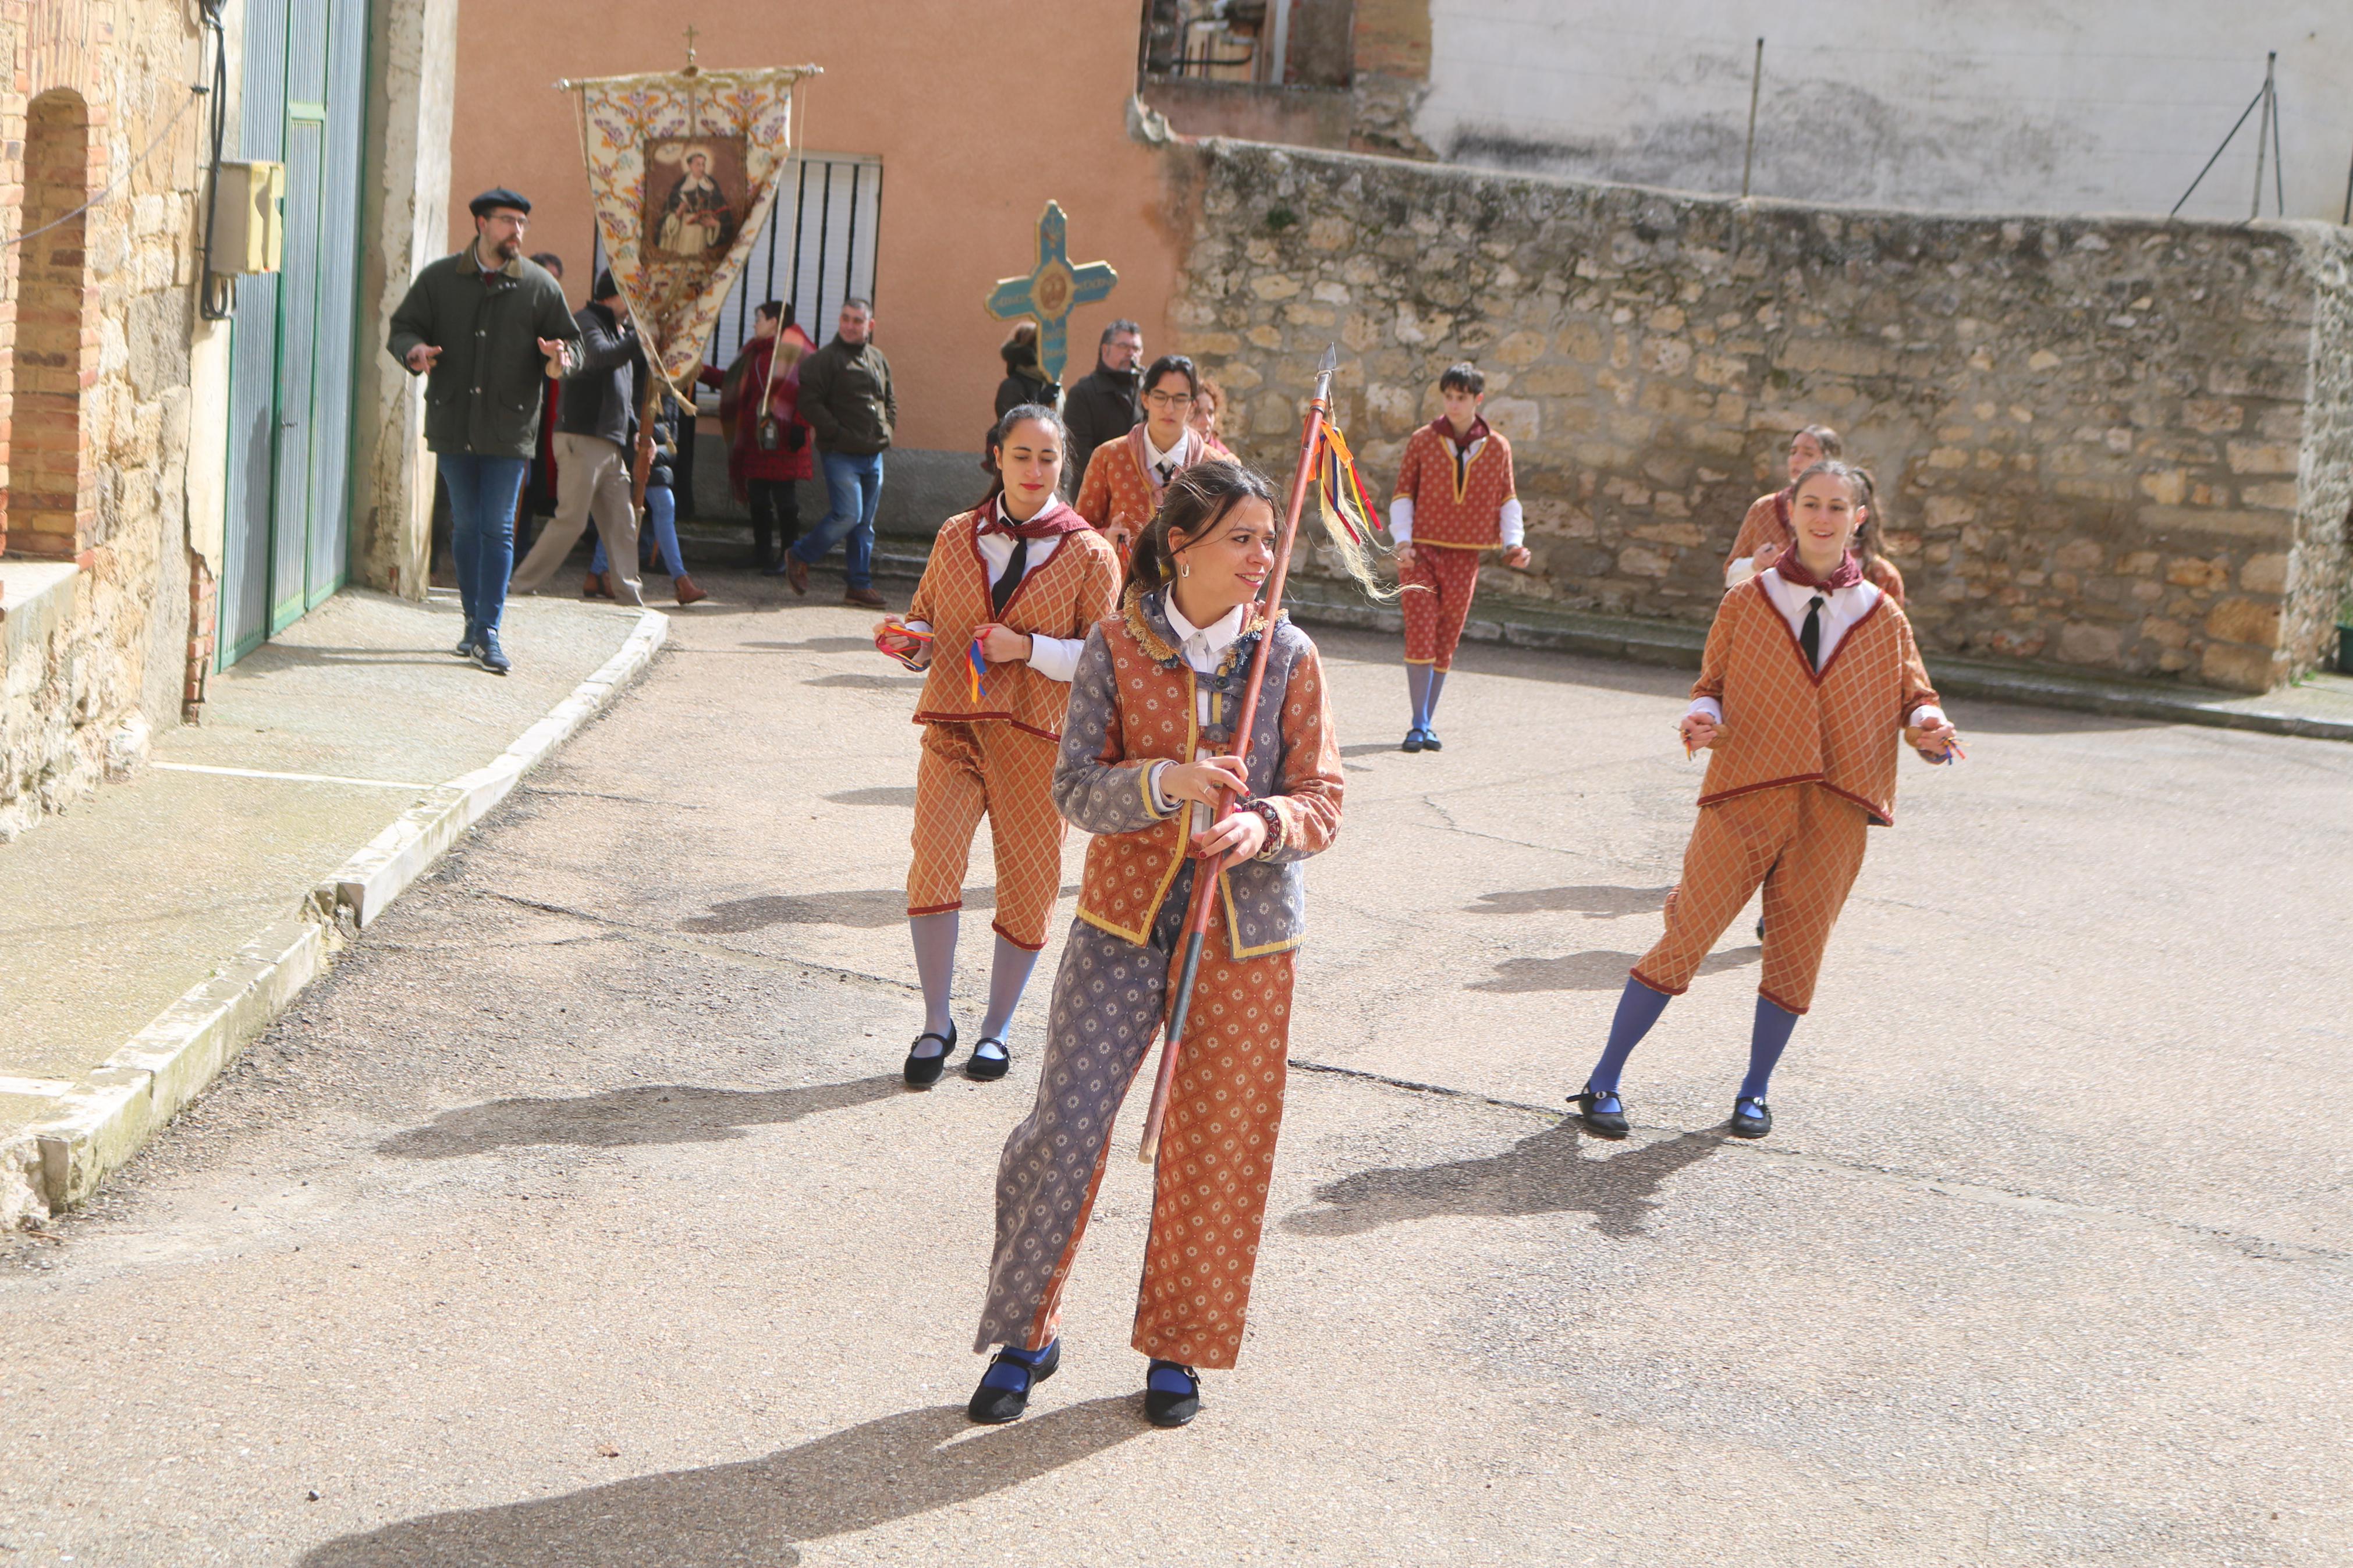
[[387, 248, 580, 458], [995, 367, 1060, 420], [556, 300, 646, 447], [1063, 362, 1141, 489], [797, 335, 896, 456]]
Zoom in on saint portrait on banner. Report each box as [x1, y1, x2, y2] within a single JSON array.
[[644, 136, 748, 260]]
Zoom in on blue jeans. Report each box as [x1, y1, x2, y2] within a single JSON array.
[[790, 450, 882, 589], [592, 484, 685, 580], [438, 453, 530, 634]]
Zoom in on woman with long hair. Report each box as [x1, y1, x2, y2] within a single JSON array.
[[967, 460, 1345, 1431], [872, 405, 1122, 1086]]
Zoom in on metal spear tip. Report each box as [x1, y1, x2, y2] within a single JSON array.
[[1316, 344, 1339, 375]]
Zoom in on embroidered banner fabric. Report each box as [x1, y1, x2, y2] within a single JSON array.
[[563, 65, 820, 401]]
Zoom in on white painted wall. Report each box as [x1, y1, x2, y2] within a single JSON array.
[[1420, 1, 2353, 221]]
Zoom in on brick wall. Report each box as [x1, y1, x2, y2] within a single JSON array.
[[1161, 139, 2353, 691], [0, 0, 204, 838]]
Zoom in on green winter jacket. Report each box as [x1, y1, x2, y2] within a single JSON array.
[[387, 248, 580, 458]]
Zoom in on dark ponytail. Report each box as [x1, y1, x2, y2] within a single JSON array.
[[1848, 464, 1886, 578], [1125, 458, 1275, 600], [978, 403, 1070, 511]]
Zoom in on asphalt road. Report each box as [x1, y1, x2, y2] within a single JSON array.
[[4, 567, 2348, 1566]]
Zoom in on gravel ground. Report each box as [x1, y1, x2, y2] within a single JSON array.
[[3, 567, 2347, 1566]]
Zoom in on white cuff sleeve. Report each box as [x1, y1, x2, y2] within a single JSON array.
[[1724, 559, 1756, 589], [1149, 760, 1177, 816], [1685, 696, 1723, 724], [903, 618, 932, 636], [1907, 704, 1947, 730], [1025, 634, 1085, 684], [1499, 497, 1525, 548], [1387, 496, 1413, 544]]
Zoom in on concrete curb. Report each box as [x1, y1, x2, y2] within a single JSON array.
[[5, 609, 669, 1225]]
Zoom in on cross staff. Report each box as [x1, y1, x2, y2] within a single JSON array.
[[984, 201, 1118, 388]]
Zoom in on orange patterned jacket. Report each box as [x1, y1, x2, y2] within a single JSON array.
[[1693, 577, 1941, 827], [1391, 421, 1516, 549], [1074, 426, 1212, 545], [1052, 588, 1344, 958], [905, 508, 1122, 741]]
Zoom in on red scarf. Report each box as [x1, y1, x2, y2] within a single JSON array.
[[1432, 415, 1490, 454], [981, 496, 1091, 539], [1772, 548, 1864, 592]]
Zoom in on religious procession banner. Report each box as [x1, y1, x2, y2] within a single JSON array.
[[559, 61, 821, 404]]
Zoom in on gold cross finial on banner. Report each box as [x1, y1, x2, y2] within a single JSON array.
[[683, 23, 700, 72]]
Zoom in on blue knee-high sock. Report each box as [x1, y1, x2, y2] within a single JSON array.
[[1405, 663, 1433, 730], [1740, 995, 1800, 1101], [909, 912, 959, 1041], [1424, 669, 1448, 728], [1587, 976, 1671, 1094]]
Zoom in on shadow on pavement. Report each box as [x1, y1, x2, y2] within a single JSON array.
[[1468, 884, 1671, 918], [804, 671, 925, 691], [682, 884, 1080, 934], [1283, 1125, 1719, 1241], [826, 786, 920, 808], [746, 637, 876, 653], [1469, 945, 1758, 993], [378, 1076, 902, 1158], [299, 1398, 1147, 1568]]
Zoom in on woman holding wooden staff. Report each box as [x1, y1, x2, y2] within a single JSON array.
[[965, 450, 1354, 1431]]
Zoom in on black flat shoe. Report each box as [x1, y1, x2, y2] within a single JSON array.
[[965, 1037, 1010, 1082], [968, 1341, 1060, 1425], [1730, 1096, 1772, 1139], [1419, 728, 1442, 752], [1573, 1082, 1630, 1138], [903, 1023, 959, 1087], [1143, 1360, 1201, 1428], [1400, 727, 1425, 753]]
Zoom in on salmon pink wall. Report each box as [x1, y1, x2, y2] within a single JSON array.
[[448, 2, 1181, 452]]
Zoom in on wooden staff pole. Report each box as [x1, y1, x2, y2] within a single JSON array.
[[1137, 346, 1338, 1165]]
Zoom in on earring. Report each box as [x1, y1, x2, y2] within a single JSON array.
[[1179, 559, 1191, 578]]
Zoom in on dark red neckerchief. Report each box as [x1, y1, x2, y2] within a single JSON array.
[[1772, 549, 1865, 592], [1431, 415, 1490, 455], [981, 496, 1091, 540]]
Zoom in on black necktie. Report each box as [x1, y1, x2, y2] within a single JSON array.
[[1800, 593, 1825, 670], [992, 535, 1029, 616], [1154, 460, 1173, 486]]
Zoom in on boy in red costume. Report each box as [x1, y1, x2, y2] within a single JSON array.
[[1390, 362, 1531, 751]]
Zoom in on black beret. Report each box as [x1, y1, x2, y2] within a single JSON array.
[[592, 268, 621, 301], [468, 187, 531, 218]]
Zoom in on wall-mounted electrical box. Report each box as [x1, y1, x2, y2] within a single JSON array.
[[212, 161, 285, 275]]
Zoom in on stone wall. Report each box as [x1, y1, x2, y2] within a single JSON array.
[[0, 0, 207, 838], [1159, 138, 2353, 692]]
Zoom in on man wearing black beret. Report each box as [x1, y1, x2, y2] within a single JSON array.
[[388, 187, 580, 675]]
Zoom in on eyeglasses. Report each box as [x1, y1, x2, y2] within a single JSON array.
[[1144, 391, 1194, 409]]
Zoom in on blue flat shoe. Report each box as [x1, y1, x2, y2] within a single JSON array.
[[968, 1340, 1060, 1424], [1144, 1359, 1201, 1428]]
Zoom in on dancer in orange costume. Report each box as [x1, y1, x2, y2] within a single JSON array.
[[968, 461, 1343, 1431], [1390, 362, 1531, 752], [1574, 460, 1959, 1141], [874, 405, 1120, 1086], [1075, 353, 1216, 561]]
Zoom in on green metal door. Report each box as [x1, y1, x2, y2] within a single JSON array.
[[219, 0, 368, 664]]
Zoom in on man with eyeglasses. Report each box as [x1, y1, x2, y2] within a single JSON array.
[[388, 187, 580, 675], [1062, 318, 1145, 497]]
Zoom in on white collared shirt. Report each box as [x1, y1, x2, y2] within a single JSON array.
[[902, 499, 1085, 682], [1142, 429, 1185, 485], [1149, 594, 1250, 826], [1686, 567, 1944, 727]]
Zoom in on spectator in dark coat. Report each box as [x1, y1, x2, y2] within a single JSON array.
[[1060, 318, 1143, 495], [386, 187, 580, 674], [508, 269, 647, 608], [720, 301, 818, 572], [994, 320, 1060, 419]]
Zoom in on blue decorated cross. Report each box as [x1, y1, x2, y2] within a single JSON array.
[[984, 200, 1119, 388]]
